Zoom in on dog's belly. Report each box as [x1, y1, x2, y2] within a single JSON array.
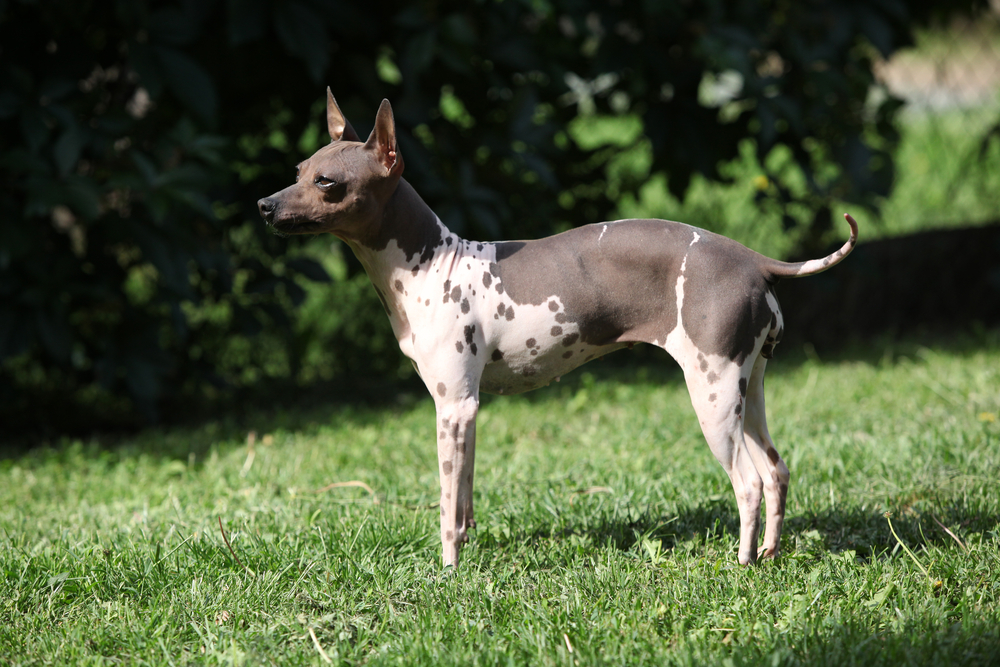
[[479, 340, 627, 395]]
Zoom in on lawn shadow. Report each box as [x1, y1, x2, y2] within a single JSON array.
[[480, 496, 743, 558], [479, 494, 994, 563], [784, 502, 998, 558], [0, 374, 434, 466]]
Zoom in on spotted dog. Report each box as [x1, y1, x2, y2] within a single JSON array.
[[258, 90, 858, 567]]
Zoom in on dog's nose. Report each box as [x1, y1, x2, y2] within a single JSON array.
[[257, 197, 276, 222]]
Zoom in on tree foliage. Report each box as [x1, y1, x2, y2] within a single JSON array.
[[0, 0, 985, 423]]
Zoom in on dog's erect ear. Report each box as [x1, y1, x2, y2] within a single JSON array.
[[327, 88, 360, 142], [364, 99, 403, 175]]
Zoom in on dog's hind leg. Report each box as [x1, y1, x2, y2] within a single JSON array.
[[740, 353, 789, 559], [684, 362, 764, 565]]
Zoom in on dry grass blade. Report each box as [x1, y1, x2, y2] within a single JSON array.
[[313, 480, 380, 504], [570, 486, 613, 505], [308, 627, 332, 663], [218, 516, 255, 577], [932, 514, 968, 552]]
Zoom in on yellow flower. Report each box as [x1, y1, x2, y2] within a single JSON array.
[[752, 175, 770, 190], [978, 412, 996, 423]]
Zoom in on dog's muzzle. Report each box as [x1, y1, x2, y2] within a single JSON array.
[[257, 197, 278, 224]]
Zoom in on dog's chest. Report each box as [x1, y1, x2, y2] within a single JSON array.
[[377, 235, 622, 394]]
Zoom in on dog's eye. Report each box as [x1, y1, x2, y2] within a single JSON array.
[[314, 175, 337, 190]]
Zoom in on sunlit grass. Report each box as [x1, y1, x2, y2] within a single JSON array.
[[3, 333, 999, 665]]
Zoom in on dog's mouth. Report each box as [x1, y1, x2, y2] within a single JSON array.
[[267, 216, 329, 236]]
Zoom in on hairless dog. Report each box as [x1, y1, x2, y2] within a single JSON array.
[[258, 90, 858, 567]]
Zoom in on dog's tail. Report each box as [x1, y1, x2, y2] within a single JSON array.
[[764, 213, 858, 279]]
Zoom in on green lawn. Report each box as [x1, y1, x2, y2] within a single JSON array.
[[3, 332, 999, 665]]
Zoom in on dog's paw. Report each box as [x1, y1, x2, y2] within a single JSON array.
[[757, 546, 780, 560]]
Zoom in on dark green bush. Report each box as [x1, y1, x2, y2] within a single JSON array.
[[0, 0, 984, 426]]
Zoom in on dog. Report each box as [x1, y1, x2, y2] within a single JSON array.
[[258, 90, 857, 567]]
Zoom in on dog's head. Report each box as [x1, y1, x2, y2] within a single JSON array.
[[257, 89, 404, 240]]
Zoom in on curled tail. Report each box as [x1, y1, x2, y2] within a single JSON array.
[[765, 214, 859, 279]]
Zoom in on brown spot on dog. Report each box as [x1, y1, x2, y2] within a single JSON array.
[[698, 353, 708, 372], [562, 333, 579, 347], [437, 382, 447, 397], [446, 530, 455, 541], [394, 279, 404, 293], [497, 304, 506, 317], [443, 280, 451, 293], [455, 341, 464, 353], [470, 343, 477, 355], [483, 272, 492, 288], [439, 431, 446, 440], [461, 298, 470, 314], [451, 422, 460, 440], [464, 324, 476, 345], [496, 283, 504, 295], [530, 350, 538, 356], [451, 285, 462, 302], [767, 447, 780, 465], [551, 326, 563, 337], [562, 351, 573, 359], [425, 299, 430, 306], [442, 461, 453, 474], [555, 312, 567, 324], [491, 349, 504, 362], [734, 402, 742, 416], [412, 266, 420, 277], [526, 338, 536, 348], [707, 371, 719, 384], [739, 377, 747, 397], [505, 306, 514, 321], [548, 300, 559, 311], [708, 393, 717, 402]]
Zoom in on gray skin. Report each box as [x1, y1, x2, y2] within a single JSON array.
[[258, 90, 858, 568]]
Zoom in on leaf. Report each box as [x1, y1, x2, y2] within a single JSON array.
[[402, 29, 437, 79], [53, 124, 86, 176], [227, 0, 267, 44], [20, 107, 49, 153], [0, 89, 21, 118], [0, 309, 33, 360], [274, 1, 329, 83], [35, 305, 72, 362], [154, 46, 218, 123], [149, 6, 202, 46], [64, 177, 102, 221]]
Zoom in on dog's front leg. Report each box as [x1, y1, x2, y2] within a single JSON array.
[[434, 392, 479, 568]]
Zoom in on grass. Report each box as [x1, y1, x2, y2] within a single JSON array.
[[3, 331, 1000, 665]]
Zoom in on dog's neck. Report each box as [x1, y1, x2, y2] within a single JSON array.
[[346, 178, 450, 266], [343, 178, 467, 348]]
